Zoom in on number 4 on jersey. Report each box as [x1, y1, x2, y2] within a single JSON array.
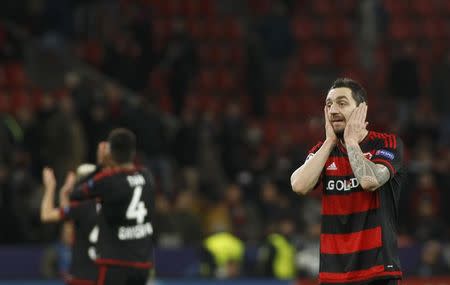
[[126, 186, 147, 224]]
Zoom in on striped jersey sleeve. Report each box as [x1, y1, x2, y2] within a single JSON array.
[[370, 133, 403, 178]]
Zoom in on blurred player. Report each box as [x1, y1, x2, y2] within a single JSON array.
[[40, 164, 99, 285], [70, 128, 155, 285], [291, 78, 404, 284]]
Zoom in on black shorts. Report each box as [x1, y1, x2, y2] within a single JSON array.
[[367, 279, 400, 285], [96, 265, 149, 285]]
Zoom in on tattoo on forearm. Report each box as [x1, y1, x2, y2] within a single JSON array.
[[347, 145, 390, 189]]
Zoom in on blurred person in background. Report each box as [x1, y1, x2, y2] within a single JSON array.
[[199, 231, 244, 279], [388, 43, 420, 130], [291, 78, 404, 284], [414, 240, 449, 277], [256, 215, 297, 280], [160, 18, 198, 117], [70, 128, 154, 285], [430, 49, 450, 147], [40, 165, 98, 285]]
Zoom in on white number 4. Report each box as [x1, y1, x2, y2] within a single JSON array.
[[126, 186, 147, 224]]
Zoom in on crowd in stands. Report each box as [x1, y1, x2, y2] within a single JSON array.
[[0, 0, 449, 278]]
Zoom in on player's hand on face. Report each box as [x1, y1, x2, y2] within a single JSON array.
[[344, 102, 368, 144], [324, 106, 338, 144], [42, 167, 56, 191]]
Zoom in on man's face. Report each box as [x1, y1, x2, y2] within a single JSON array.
[[325, 87, 358, 137]]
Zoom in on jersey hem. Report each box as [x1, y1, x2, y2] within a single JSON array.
[[96, 258, 153, 269]]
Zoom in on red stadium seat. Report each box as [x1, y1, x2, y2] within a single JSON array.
[[229, 45, 245, 66], [223, 19, 244, 42], [195, 69, 215, 91], [291, 17, 318, 42], [337, 0, 357, 15], [389, 18, 416, 41], [82, 40, 103, 67], [159, 0, 181, 17], [186, 19, 206, 40], [148, 70, 167, 92], [411, 0, 437, 17], [5, 63, 27, 88], [418, 18, 446, 40], [334, 45, 358, 67], [322, 17, 353, 40], [199, 0, 215, 17], [181, 0, 201, 18], [299, 44, 331, 67], [0, 66, 6, 87], [247, 0, 271, 16], [216, 68, 237, 91], [204, 19, 223, 40], [311, 0, 335, 16], [383, 0, 409, 16]]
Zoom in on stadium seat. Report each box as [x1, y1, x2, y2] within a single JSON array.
[[82, 40, 103, 67], [182, 0, 201, 18], [311, 0, 335, 16], [383, 0, 409, 16], [334, 45, 358, 67], [196, 68, 215, 91], [418, 18, 446, 40], [322, 18, 353, 40], [223, 19, 244, 42], [246, 0, 271, 16], [291, 17, 318, 42], [186, 19, 206, 40], [148, 70, 167, 92], [411, 0, 437, 17], [299, 44, 331, 67], [216, 68, 237, 91], [0, 66, 6, 87], [389, 18, 416, 41], [199, 0, 215, 17], [5, 63, 27, 88]]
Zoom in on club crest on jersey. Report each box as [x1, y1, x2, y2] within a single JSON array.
[[376, 149, 394, 160]]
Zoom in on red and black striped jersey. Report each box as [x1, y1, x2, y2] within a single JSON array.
[[306, 131, 404, 284], [70, 166, 155, 269], [60, 200, 98, 284]]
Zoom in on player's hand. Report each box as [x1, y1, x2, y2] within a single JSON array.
[[324, 106, 337, 145], [344, 103, 368, 144], [42, 167, 56, 192], [60, 171, 75, 207], [97, 141, 110, 166]]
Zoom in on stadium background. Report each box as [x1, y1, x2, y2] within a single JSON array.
[[0, 0, 449, 284]]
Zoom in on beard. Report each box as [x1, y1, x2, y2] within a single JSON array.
[[333, 127, 345, 139]]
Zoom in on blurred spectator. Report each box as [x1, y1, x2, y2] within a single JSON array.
[[199, 231, 244, 278], [160, 19, 198, 116], [430, 50, 450, 147], [123, 95, 172, 193], [256, 216, 297, 279], [410, 173, 446, 242], [37, 93, 86, 182], [245, 32, 267, 117], [388, 43, 420, 128], [257, 1, 295, 90], [220, 101, 246, 181], [224, 183, 262, 242], [414, 240, 449, 277]]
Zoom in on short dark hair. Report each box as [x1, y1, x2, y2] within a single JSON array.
[[329, 78, 367, 105], [107, 128, 136, 164]]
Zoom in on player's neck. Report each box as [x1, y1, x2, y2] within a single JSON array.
[[111, 162, 135, 170]]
